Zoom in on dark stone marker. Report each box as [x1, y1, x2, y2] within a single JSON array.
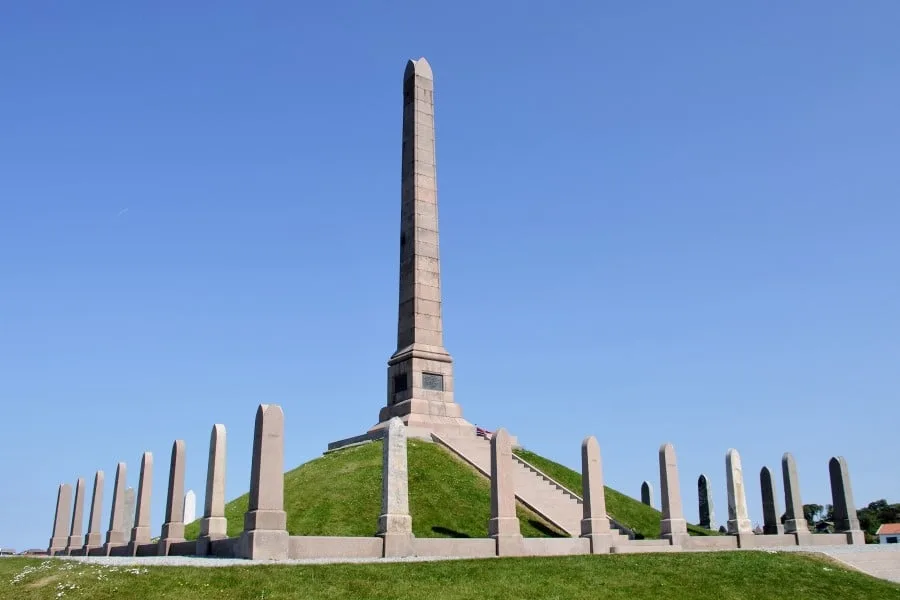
[[760, 466, 784, 535], [698, 474, 714, 530], [641, 481, 653, 507]]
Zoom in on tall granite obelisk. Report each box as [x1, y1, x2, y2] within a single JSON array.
[[369, 58, 475, 440]]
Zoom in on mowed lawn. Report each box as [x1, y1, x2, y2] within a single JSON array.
[[1, 552, 898, 600], [182, 439, 701, 542]]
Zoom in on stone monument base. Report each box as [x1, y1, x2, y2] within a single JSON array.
[[844, 530, 866, 545], [582, 532, 615, 554], [238, 530, 289, 560]]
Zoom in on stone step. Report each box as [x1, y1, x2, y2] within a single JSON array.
[[434, 432, 625, 538]]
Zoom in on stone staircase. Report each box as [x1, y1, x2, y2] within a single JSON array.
[[432, 433, 633, 544]]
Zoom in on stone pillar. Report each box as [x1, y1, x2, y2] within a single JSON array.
[[239, 404, 289, 560], [83, 470, 105, 552], [488, 427, 524, 556], [183, 490, 197, 524], [104, 463, 127, 552], [65, 477, 86, 554], [377, 417, 414, 557], [658, 443, 689, 545], [829, 456, 865, 545], [128, 452, 153, 555], [370, 57, 475, 441], [759, 466, 784, 535], [641, 481, 654, 508], [725, 449, 752, 536], [697, 474, 714, 530], [158, 440, 186, 555], [198, 424, 228, 555], [698, 474, 716, 531], [48, 483, 73, 555], [123, 487, 136, 533], [580, 436, 613, 554], [781, 452, 811, 543]]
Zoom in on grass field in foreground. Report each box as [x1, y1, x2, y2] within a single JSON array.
[[1, 552, 897, 600]]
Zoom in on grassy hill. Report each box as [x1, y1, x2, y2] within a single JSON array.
[[184, 438, 709, 540], [513, 448, 715, 537], [3, 553, 898, 600], [185, 439, 564, 540]]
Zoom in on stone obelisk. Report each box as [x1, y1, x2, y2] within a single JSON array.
[[369, 57, 475, 440]]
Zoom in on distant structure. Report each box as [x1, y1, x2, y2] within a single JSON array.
[[640, 481, 654, 508], [122, 487, 136, 533], [877, 524, 900, 545], [183, 490, 197, 525], [697, 474, 715, 530]]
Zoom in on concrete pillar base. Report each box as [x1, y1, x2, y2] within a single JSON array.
[[238, 530, 289, 560], [380, 533, 415, 557], [494, 534, 526, 557]]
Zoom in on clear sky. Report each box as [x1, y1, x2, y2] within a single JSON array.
[[1, 1, 898, 550]]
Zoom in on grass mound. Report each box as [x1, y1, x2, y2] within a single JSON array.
[[2, 552, 897, 599], [183, 439, 711, 541], [514, 448, 716, 538], [185, 439, 564, 540]]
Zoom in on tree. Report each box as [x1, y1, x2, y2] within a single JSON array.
[[803, 503, 825, 524], [857, 499, 900, 538]]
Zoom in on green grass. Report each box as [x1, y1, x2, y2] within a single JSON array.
[[513, 448, 716, 538], [2, 552, 897, 599], [182, 439, 707, 542], [185, 440, 565, 540]]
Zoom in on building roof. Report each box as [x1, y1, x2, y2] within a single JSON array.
[[876, 523, 900, 535]]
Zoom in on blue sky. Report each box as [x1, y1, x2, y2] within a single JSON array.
[[2, 1, 898, 550]]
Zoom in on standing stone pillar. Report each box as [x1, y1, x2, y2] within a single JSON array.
[[104, 463, 127, 553], [580, 436, 613, 554], [48, 483, 73, 555], [370, 57, 476, 441], [725, 449, 753, 536], [658, 443, 689, 545], [128, 452, 153, 555], [239, 404, 289, 560], [759, 466, 784, 535], [781, 452, 811, 543], [183, 490, 197, 525], [378, 417, 414, 557], [158, 440, 186, 555], [488, 427, 524, 556], [83, 470, 105, 553], [829, 456, 865, 545], [697, 474, 715, 530], [123, 487, 136, 533], [65, 477, 86, 554], [198, 424, 228, 556], [641, 481, 654, 508]]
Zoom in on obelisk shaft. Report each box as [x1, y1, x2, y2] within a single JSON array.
[[373, 58, 474, 440], [396, 58, 443, 353]]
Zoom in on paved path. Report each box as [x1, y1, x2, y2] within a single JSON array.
[[815, 545, 900, 583]]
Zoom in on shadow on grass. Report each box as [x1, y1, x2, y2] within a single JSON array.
[[528, 520, 566, 538], [431, 526, 472, 538]]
